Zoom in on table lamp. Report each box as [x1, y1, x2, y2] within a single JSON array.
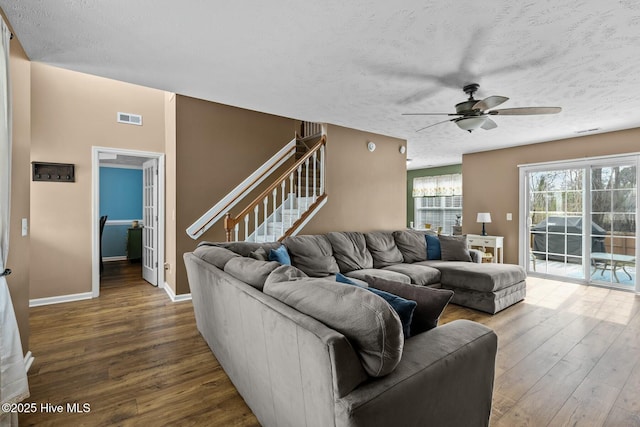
[[476, 212, 492, 236]]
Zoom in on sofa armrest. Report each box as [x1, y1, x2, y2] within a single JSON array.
[[469, 248, 483, 263], [336, 319, 497, 427]]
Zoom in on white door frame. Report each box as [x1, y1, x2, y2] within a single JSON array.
[[91, 146, 166, 297], [519, 152, 639, 293]]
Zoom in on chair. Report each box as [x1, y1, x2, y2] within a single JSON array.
[[99, 215, 108, 274]]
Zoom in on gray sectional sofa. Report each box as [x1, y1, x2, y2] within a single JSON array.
[[183, 229, 522, 427]]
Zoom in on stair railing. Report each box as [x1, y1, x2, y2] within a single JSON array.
[[186, 137, 298, 240], [224, 136, 326, 242]]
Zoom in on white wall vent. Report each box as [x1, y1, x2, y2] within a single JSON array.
[[117, 112, 142, 126]]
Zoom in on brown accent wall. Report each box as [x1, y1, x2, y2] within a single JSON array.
[[462, 128, 640, 265], [302, 125, 407, 234], [174, 95, 297, 294], [30, 63, 166, 299], [7, 36, 31, 353]]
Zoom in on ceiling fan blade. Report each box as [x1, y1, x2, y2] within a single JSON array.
[[473, 96, 509, 111], [481, 118, 498, 130], [489, 107, 562, 115], [416, 119, 454, 132], [402, 113, 460, 116]]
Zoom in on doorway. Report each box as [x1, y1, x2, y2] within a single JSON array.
[[92, 147, 165, 297]]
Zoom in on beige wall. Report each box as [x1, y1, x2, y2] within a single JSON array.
[[30, 63, 166, 298], [463, 128, 640, 264], [174, 95, 297, 294], [7, 36, 31, 353], [302, 125, 407, 234]]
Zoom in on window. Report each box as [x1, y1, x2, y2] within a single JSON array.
[[413, 174, 462, 234]]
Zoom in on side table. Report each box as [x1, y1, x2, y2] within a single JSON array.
[[467, 234, 504, 264]]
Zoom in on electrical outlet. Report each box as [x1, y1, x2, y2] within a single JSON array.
[[21, 218, 28, 236], [506, 213, 513, 221]]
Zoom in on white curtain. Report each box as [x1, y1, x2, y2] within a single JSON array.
[[0, 21, 29, 427], [412, 173, 462, 197]]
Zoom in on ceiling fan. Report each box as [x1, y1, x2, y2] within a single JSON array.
[[403, 83, 562, 132]]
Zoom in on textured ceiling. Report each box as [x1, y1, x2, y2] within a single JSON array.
[[3, 1, 640, 169]]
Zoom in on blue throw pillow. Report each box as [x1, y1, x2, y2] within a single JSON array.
[[425, 234, 441, 260], [336, 273, 416, 337], [269, 245, 291, 265]]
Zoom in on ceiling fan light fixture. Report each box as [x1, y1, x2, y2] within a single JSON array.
[[455, 116, 487, 132]]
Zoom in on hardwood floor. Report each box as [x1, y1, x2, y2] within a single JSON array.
[[441, 276, 640, 427], [21, 261, 259, 427], [21, 265, 640, 426]]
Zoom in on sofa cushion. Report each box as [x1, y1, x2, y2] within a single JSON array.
[[382, 264, 441, 286], [223, 257, 281, 290], [345, 268, 411, 284], [264, 264, 309, 287], [269, 245, 292, 265], [337, 273, 416, 338], [437, 262, 527, 292], [326, 232, 374, 273], [264, 277, 404, 377], [393, 230, 427, 263], [193, 245, 240, 269], [364, 231, 404, 268], [364, 276, 454, 335], [282, 235, 339, 277], [425, 234, 442, 260], [438, 235, 472, 262]]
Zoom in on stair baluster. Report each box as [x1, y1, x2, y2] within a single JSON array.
[[280, 181, 286, 238], [305, 158, 310, 210], [312, 151, 318, 202], [297, 165, 302, 217], [320, 145, 325, 195]]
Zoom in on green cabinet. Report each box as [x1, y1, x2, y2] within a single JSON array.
[[127, 227, 142, 261]]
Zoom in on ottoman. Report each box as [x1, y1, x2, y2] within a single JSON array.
[[435, 262, 526, 314]]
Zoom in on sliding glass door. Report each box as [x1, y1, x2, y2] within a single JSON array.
[[590, 163, 636, 289], [522, 155, 638, 291], [528, 168, 585, 279]]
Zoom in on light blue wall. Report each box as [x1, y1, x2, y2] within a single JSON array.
[[100, 167, 143, 257], [100, 167, 143, 219]]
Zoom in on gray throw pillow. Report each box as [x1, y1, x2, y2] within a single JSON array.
[[439, 235, 472, 262], [223, 257, 281, 290], [264, 277, 403, 377], [264, 264, 308, 287], [364, 231, 404, 268], [392, 230, 427, 263], [249, 247, 269, 261], [282, 235, 339, 277], [364, 275, 454, 335], [326, 231, 374, 273]]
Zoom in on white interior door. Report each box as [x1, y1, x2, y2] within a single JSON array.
[[142, 159, 158, 286]]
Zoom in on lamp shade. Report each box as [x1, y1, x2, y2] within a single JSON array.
[[455, 116, 487, 132], [476, 212, 492, 223]]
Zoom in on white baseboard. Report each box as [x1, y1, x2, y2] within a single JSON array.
[[164, 282, 191, 302], [24, 351, 34, 372], [104, 256, 127, 262], [29, 292, 93, 307]]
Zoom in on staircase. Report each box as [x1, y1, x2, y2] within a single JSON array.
[[225, 133, 326, 242], [186, 122, 326, 243]]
